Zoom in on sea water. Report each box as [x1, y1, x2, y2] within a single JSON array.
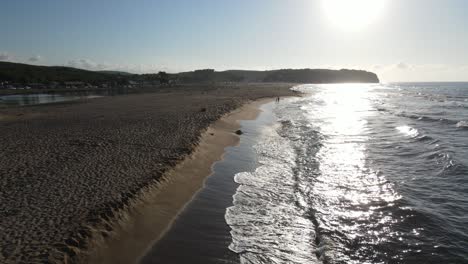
[[226, 83, 468, 263]]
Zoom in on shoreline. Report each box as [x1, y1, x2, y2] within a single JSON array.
[[79, 98, 274, 264], [0, 84, 298, 263], [141, 98, 281, 263]]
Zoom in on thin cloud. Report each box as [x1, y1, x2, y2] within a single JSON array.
[[66, 58, 168, 73], [371, 63, 468, 82], [0, 52, 12, 61], [28, 55, 42, 62], [396, 62, 409, 69], [67, 59, 108, 71]]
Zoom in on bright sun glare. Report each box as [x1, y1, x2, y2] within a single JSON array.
[[322, 0, 387, 31]]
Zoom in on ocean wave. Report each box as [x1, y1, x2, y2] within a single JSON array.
[[391, 111, 468, 130], [396, 125, 420, 138], [397, 112, 452, 123], [415, 134, 434, 142], [377, 108, 466, 127], [456, 121, 468, 128], [227, 84, 468, 263], [225, 124, 319, 264]]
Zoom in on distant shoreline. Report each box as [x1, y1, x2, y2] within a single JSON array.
[[0, 61, 380, 95]]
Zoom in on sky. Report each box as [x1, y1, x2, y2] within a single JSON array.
[[1, 0, 468, 82]]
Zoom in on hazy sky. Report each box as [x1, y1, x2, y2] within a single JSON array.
[[1, 0, 468, 82]]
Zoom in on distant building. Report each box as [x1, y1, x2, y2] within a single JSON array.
[[27, 83, 46, 89], [50, 81, 60, 88], [64, 81, 86, 89]]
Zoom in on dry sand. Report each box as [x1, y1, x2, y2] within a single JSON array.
[[0, 84, 296, 263], [82, 99, 270, 264]]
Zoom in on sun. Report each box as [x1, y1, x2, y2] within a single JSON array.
[[322, 0, 387, 31]]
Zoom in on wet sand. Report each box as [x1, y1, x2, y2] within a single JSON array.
[[0, 84, 296, 263], [141, 101, 278, 264], [83, 99, 271, 264]]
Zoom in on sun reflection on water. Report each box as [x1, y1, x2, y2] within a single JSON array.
[[300, 84, 402, 261]]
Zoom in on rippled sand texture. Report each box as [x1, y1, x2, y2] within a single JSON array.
[[0, 84, 296, 263]]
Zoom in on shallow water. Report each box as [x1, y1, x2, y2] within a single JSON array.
[[227, 83, 468, 263], [0, 93, 102, 106], [0, 87, 137, 107]]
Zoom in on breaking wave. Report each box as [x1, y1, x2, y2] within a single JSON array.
[[225, 124, 319, 264], [226, 82, 468, 263]]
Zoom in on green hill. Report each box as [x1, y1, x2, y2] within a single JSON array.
[[0, 62, 132, 84], [176, 68, 379, 83], [0, 62, 379, 85]]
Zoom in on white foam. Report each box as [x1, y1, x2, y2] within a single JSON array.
[[396, 125, 419, 138], [456, 120, 468, 128], [225, 124, 319, 264]]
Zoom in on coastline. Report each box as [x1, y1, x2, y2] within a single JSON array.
[[0, 84, 298, 263], [80, 98, 273, 264], [141, 99, 281, 263]]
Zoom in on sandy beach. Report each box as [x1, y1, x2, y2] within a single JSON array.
[[0, 83, 296, 263], [83, 98, 273, 264], [140, 99, 280, 264]]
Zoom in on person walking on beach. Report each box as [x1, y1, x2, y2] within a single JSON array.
[[276, 97, 280, 103]]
